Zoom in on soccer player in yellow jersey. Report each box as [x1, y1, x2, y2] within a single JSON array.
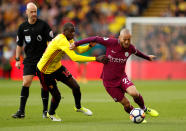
[[36, 23, 108, 121]]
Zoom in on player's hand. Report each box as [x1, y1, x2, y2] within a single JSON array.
[[70, 43, 76, 50], [89, 42, 96, 47], [15, 61, 21, 69], [148, 55, 156, 61], [96, 55, 109, 64]]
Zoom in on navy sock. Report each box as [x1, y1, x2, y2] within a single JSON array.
[[133, 94, 145, 110], [124, 105, 134, 114], [41, 88, 49, 112], [73, 89, 81, 109]]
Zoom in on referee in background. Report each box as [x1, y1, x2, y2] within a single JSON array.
[[12, 2, 53, 118]]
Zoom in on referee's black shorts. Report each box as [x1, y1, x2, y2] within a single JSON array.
[[36, 66, 72, 91], [23, 63, 37, 76]]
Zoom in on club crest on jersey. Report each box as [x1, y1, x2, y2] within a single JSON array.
[[25, 36, 31, 43], [37, 35, 42, 41], [125, 52, 129, 57]]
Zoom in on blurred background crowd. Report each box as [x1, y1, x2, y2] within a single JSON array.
[[0, 0, 186, 79], [133, 25, 186, 61]]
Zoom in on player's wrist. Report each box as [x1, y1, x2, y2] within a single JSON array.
[[74, 42, 81, 47], [15, 57, 20, 61]]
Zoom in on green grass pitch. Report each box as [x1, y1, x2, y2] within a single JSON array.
[[0, 79, 186, 131]]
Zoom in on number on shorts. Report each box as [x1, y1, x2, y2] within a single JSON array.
[[122, 78, 129, 84], [62, 70, 70, 77]]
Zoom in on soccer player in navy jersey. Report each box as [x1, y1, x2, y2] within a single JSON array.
[[70, 28, 159, 123]]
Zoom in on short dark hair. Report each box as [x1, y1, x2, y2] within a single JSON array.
[[63, 23, 74, 32]]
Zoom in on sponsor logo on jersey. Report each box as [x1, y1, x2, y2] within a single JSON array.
[[37, 35, 42, 41], [25, 36, 31, 43], [108, 55, 126, 63]]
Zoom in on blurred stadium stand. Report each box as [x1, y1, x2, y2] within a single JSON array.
[[143, 0, 170, 16]]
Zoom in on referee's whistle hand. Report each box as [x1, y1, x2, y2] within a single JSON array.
[[15, 61, 21, 69]]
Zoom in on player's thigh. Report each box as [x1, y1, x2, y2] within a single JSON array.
[[55, 66, 79, 89], [62, 76, 80, 90], [36, 68, 57, 91], [41, 75, 61, 100], [105, 86, 124, 102]]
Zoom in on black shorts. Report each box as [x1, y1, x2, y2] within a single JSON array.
[[23, 64, 37, 76], [36, 66, 72, 90]]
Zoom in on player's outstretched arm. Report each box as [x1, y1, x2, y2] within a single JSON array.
[[64, 46, 109, 64], [64, 47, 96, 62], [70, 36, 110, 50], [135, 49, 155, 61], [70, 41, 96, 50], [75, 42, 96, 54]]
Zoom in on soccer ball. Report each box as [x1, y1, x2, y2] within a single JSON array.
[[129, 108, 145, 124]]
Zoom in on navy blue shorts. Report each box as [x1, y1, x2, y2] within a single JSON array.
[[36, 66, 72, 91]]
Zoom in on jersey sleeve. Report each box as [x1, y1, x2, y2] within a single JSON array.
[[60, 39, 96, 62], [130, 44, 138, 54], [131, 44, 150, 61], [75, 45, 91, 54], [44, 22, 53, 41], [74, 36, 112, 47], [65, 49, 96, 62], [16, 25, 24, 47]]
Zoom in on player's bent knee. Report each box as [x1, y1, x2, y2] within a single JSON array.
[[72, 85, 81, 92], [128, 90, 139, 98], [23, 79, 33, 87], [23, 81, 32, 87], [131, 92, 140, 98], [74, 84, 80, 89], [55, 95, 61, 103]]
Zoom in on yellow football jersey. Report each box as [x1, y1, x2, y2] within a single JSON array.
[[37, 34, 96, 74]]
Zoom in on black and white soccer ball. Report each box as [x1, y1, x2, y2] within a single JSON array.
[[129, 108, 145, 124]]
